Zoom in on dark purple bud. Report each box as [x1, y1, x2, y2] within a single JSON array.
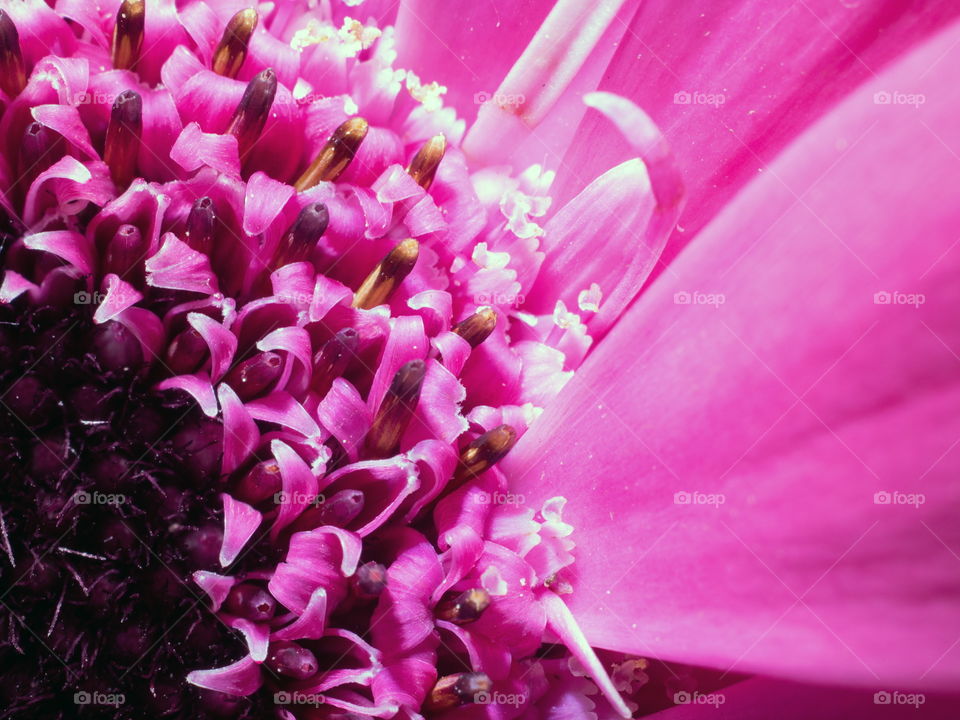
[[269, 202, 329, 270], [232, 459, 282, 505], [19, 122, 60, 185], [165, 326, 208, 375], [223, 351, 283, 401], [224, 582, 276, 622], [288, 488, 364, 533], [265, 641, 319, 680], [103, 90, 142, 188], [353, 561, 387, 598], [311, 328, 358, 396], [185, 196, 216, 256], [103, 222, 145, 280], [91, 320, 143, 373], [366, 359, 425, 457], [69, 384, 113, 423], [227, 68, 277, 161]]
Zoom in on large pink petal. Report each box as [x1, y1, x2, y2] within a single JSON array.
[[553, 0, 960, 279], [502, 19, 960, 690]]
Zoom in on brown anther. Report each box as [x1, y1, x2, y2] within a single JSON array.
[[227, 67, 277, 161], [436, 588, 491, 625], [455, 424, 518, 482], [452, 307, 497, 348], [0, 11, 27, 97], [366, 359, 425, 457], [103, 90, 142, 189], [406, 134, 446, 191], [269, 202, 329, 270], [423, 672, 492, 713], [352, 238, 419, 310], [211, 8, 258, 78], [294, 117, 368, 191], [111, 0, 145, 71]]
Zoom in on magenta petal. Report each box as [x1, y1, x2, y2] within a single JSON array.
[[156, 373, 218, 417], [268, 527, 361, 615], [31, 104, 97, 158], [316, 379, 371, 462], [270, 439, 319, 537], [23, 158, 114, 227], [219, 383, 260, 475], [92, 275, 142, 324], [170, 121, 241, 178], [22, 229, 94, 275], [272, 588, 328, 642], [188, 312, 237, 382], [186, 655, 261, 696], [193, 570, 237, 612], [243, 170, 295, 236], [219, 494, 262, 567], [145, 232, 218, 294], [245, 391, 320, 439], [504, 20, 960, 690]]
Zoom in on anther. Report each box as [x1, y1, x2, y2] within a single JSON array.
[[265, 641, 319, 680], [406, 134, 446, 191], [366, 359, 425, 457], [226, 68, 277, 161], [435, 588, 491, 625], [223, 351, 283, 401], [184, 196, 215, 256], [452, 307, 497, 348], [269, 202, 329, 270], [293, 117, 368, 191], [103, 223, 145, 280], [423, 672, 492, 712], [111, 0, 145, 71], [0, 11, 27, 97], [351, 238, 419, 310], [103, 90, 142, 189], [311, 328, 359, 396], [19, 122, 59, 185], [224, 582, 275, 622], [353, 561, 388, 598], [455, 424, 518, 482], [211, 8, 258, 79]]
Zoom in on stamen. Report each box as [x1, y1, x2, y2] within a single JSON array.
[[269, 202, 329, 270], [311, 328, 359, 396], [454, 424, 518, 482], [103, 223, 145, 279], [353, 560, 388, 598], [184, 196, 215, 256], [211, 8, 258, 79], [436, 588, 491, 624], [452, 307, 497, 348], [232, 460, 282, 505], [293, 117, 368, 191], [103, 90, 142, 189], [366, 359, 425, 457], [111, 0, 145, 71], [423, 672, 492, 712], [164, 327, 208, 375], [223, 351, 283, 401], [351, 238, 419, 310], [226, 68, 277, 161], [0, 10, 27, 97], [406, 134, 446, 191], [265, 641, 319, 680], [223, 582, 276, 622]]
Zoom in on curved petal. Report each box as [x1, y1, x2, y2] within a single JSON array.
[[502, 19, 960, 690], [553, 0, 960, 278]]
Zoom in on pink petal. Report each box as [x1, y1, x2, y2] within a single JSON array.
[[188, 312, 237, 382], [156, 373, 218, 417], [316, 379, 371, 462], [193, 570, 237, 612], [22, 229, 94, 275], [270, 439, 319, 536], [145, 232, 218, 294], [504, 20, 960, 690], [272, 588, 328, 641], [186, 655, 261, 696], [170, 121, 241, 177], [245, 391, 320, 439], [219, 383, 260, 475], [219, 494, 262, 567]]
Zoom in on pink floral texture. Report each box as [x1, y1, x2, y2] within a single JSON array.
[[0, 0, 957, 718]]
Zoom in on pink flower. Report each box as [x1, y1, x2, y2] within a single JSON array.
[[0, 0, 957, 718]]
